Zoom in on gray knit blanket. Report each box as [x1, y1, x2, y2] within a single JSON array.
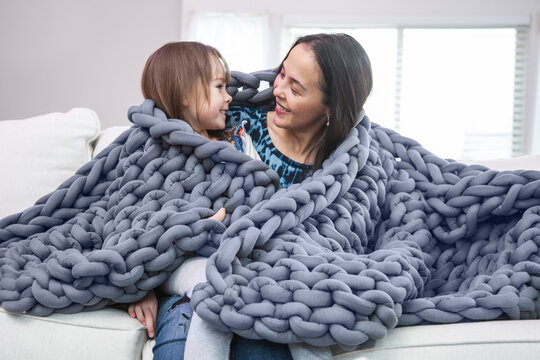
[[1, 70, 540, 349]]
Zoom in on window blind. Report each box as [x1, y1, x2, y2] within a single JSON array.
[[512, 26, 528, 157]]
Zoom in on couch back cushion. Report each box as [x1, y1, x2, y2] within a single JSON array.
[[92, 125, 130, 156], [0, 109, 100, 218]]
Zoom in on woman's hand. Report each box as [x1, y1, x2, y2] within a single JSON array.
[[128, 289, 158, 338], [209, 207, 226, 222]]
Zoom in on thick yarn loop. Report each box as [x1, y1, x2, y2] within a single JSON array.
[[2, 70, 540, 349], [0, 99, 279, 316], [190, 70, 540, 348]]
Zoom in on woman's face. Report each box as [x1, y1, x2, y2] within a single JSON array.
[[272, 44, 329, 131]]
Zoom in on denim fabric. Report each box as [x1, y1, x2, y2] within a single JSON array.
[[230, 335, 293, 360], [155, 295, 292, 359], [153, 295, 193, 360]]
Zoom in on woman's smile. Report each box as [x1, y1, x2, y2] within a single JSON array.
[[275, 101, 290, 115]]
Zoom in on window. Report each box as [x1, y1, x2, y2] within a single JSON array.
[[286, 26, 525, 161], [286, 28, 399, 132], [186, 13, 272, 73], [184, 7, 534, 161]]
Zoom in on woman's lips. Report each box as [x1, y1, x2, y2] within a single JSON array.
[[275, 102, 289, 116]]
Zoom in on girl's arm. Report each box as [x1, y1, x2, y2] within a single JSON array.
[[128, 208, 227, 338]]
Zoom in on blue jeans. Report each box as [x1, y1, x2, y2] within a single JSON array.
[[153, 295, 193, 359], [154, 295, 292, 360]]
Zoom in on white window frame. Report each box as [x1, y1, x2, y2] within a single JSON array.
[[180, 0, 540, 155]]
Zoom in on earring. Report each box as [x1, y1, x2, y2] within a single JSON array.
[[326, 115, 330, 127]]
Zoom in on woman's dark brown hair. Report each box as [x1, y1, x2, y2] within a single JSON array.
[[279, 33, 373, 171]]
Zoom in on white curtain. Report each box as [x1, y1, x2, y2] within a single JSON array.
[[187, 12, 272, 73]]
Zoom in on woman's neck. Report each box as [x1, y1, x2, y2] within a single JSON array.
[[266, 111, 323, 164]]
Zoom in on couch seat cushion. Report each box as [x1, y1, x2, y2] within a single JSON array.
[[334, 320, 540, 359], [0, 306, 148, 360]]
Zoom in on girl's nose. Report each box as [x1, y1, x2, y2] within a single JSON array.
[[225, 92, 232, 103]]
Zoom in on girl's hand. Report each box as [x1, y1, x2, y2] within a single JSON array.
[[209, 207, 226, 222], [128, 289, 158, 338], [127, 209, 224, 338]]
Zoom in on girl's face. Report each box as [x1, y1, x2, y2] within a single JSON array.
[[185, 58, 232, 135], [272, 44, 329, 131]]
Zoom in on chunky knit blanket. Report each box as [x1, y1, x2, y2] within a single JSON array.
[[2, 70, 540, 349]]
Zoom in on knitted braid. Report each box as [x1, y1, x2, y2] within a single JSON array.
[[1, 70, 539, 351], [190, 70, 540, 348], [0, 100, 279, 316]]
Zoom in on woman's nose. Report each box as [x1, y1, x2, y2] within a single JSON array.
[[273, 81, 284, 98]]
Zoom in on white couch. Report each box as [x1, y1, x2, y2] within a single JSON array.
[[1, 108, 540, 360]]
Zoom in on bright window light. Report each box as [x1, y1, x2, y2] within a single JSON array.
[[186, 15, 524, 162], [187, 13, 271, 73], [400, 28, 515, 160], [286, 27, 518, 161], [287, 28, 398, 130]]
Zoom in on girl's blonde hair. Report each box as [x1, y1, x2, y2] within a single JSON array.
[[141, 41, 230, 123]]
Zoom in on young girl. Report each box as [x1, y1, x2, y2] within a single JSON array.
[[127, 41, 260, 358]]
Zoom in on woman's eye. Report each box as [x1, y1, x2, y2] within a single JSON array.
[[279, 71, 285, 78], [217, 84, 224, 89]]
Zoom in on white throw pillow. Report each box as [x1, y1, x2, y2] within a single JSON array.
[[0, 108, 100, 218]]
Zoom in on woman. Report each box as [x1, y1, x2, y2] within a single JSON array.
[[229, 32, 372, 187], [153, 33, 373, 359]]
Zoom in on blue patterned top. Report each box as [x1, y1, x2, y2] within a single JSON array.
[[227, 105, 311, 188], [229, 124, 245, 152]]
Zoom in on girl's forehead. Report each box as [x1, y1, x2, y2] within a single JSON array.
[[211, 56, 226, 79]]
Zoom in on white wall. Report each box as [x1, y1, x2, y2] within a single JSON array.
[[1, 0, 539, 153], [0, 0, 182, 128]]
